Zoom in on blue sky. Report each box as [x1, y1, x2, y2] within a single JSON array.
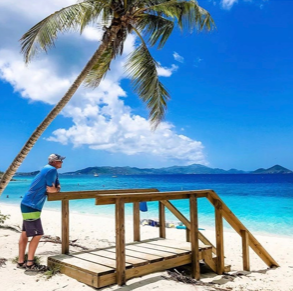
[[0, 0, 292, 173]]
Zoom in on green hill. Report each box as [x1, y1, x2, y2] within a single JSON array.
[[252, 165, 292, 174]]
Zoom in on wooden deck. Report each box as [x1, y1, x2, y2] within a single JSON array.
[[48, 238, 214, 288]]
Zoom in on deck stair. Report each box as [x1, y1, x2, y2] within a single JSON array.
[[47, 188, 278, 288]]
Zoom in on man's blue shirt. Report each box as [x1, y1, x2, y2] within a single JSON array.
[[21, 165, 60, 211]]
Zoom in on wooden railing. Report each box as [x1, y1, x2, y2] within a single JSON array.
[[47, 188, 279, 285]]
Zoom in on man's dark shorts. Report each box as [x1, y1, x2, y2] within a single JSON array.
[[21, 204, 44, 237]]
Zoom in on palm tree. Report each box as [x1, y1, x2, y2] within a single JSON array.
[[0, 0, 214, 196]]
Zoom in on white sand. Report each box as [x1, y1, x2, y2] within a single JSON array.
[[1, 203, 293, 291]]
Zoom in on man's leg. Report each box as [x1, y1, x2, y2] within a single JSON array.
[[26, 235, 42, 266], [18, 231, 28, 264]]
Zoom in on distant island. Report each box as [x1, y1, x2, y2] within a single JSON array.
[[12, 164, 292, 176]]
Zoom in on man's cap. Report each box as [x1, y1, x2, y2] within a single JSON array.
[[48, 154, 66, 163]]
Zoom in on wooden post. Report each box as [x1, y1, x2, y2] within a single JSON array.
[[133, 202, 140, 241], [159, 202, 166, 238], [61, 199, 69, 254], [189, 195, 200, 280], [241, 229, 250, 271], [214, 199, 224, 274], [116, 198, 126, 286], [186, 229, 191, 242]]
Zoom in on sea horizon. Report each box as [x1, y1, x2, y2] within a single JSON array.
[[1, 174, 292, 238]]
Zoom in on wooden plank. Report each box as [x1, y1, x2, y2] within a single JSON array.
[[202, 248, 217, 273], [48, 255, 114, 275], [71, 252, 131, 269], [125, 254, 192, 280], [127, 245, 177, 259], [133, 242, 188, 255], [159, 202, 166, 238], [161, 200, 217, 255], [96, 190, 209, 205], [147, 239, 212, 252], [241, 229, 250, 271], [61, 200, 69, 254], [106, 247, 163, 262], [116, 198, 126, 286], [48, 188, 159, 201], [89, 250, 147, 266], [133, 202, 140, 241], [186, 228, 190, 242], [48, 259, 99, 288], [207, 191, 279, 267], [190, 195, 200, 280], [214, 199, 225, 275]]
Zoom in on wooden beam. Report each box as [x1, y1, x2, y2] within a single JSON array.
[[115, 198, 126, 286], [161, 200, 217, 254], [48, 188, 159, 201], [241, 229, 250, 271], [159, 202, 166, 238], [214, 199, 224, 275], [61, 200, 69, 254], [190, 195, 200, 280], [206, 191, 279, 267], [95, 190, 208, 205], [133, 202, 140, 241]]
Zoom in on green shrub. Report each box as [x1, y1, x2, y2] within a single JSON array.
[[0, 210, 10, 224]]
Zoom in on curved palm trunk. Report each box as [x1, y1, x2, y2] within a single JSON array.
[[0, 26, 120, 196]]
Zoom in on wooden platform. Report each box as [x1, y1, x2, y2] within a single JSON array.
[[48, 238, 214, 288]]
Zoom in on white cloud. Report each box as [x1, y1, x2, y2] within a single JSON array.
[[157, 64, 178, 77], [173, 52, 184, 63], [0, 0, 208, 166], [221, 0, 238, 9]]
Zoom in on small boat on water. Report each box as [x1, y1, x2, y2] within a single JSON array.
[[94, 173, 99, 177], [112, 176, 117, 178]]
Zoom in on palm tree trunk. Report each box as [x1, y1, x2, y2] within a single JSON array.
[[0, 25, 121, 196]]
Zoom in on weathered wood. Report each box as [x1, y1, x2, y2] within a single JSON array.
[[241, 229, 250, 271], [126, 245, 177, 259], [71, 252, 131, 269], [48, 259, 99, 287], [133, 202, 140, 241], [202, 248, 217, 273], [115, 198, 126, 286], [130, 242, 188, 255], [159, 202, 166, 238], [207, 191, 279, 267], [186, 228, 191, 242], [214, 199, 225, 275], [89, 250, 147, 266], [95, 190, 208, 205], [125, 254, 192, 280], [190, 195, 200, 280], [48, 254, 113, 275], [61, 200, 69, 254], [161, 200, 217, 255], [107, 247, 162, 262], [48, 188, 159, 201]]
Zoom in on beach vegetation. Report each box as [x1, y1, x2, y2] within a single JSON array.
[[0, 210, 10, 224], [43, 263, 61, 279], [0, 0, 215, 196], [12, 254, 41, 265]]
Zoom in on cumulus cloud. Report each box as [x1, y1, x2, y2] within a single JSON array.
[[0, 0, 207, 166], [221, 0, 238, 9], [157, 64, 178, 77], [173, 52, 184, 63]]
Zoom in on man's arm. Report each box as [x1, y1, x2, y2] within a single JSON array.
[[46, 183, 60, 193]]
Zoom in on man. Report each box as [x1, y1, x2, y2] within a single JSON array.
[[17, 154, 65, 271]]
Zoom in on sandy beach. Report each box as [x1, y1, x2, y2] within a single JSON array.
[[0, 203, 293, 291]]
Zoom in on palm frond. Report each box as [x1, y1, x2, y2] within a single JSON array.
[[136, 0, 215, 32], [126, 44, 170, 128], [136, 14, 174, 49], [20, 0, 111, 63], [84, 45, 114, 88]]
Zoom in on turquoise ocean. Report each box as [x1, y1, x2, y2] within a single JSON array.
[[1, 174, 292, 237]]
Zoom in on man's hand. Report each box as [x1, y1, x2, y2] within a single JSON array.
[[46, 183, 60, 193]]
